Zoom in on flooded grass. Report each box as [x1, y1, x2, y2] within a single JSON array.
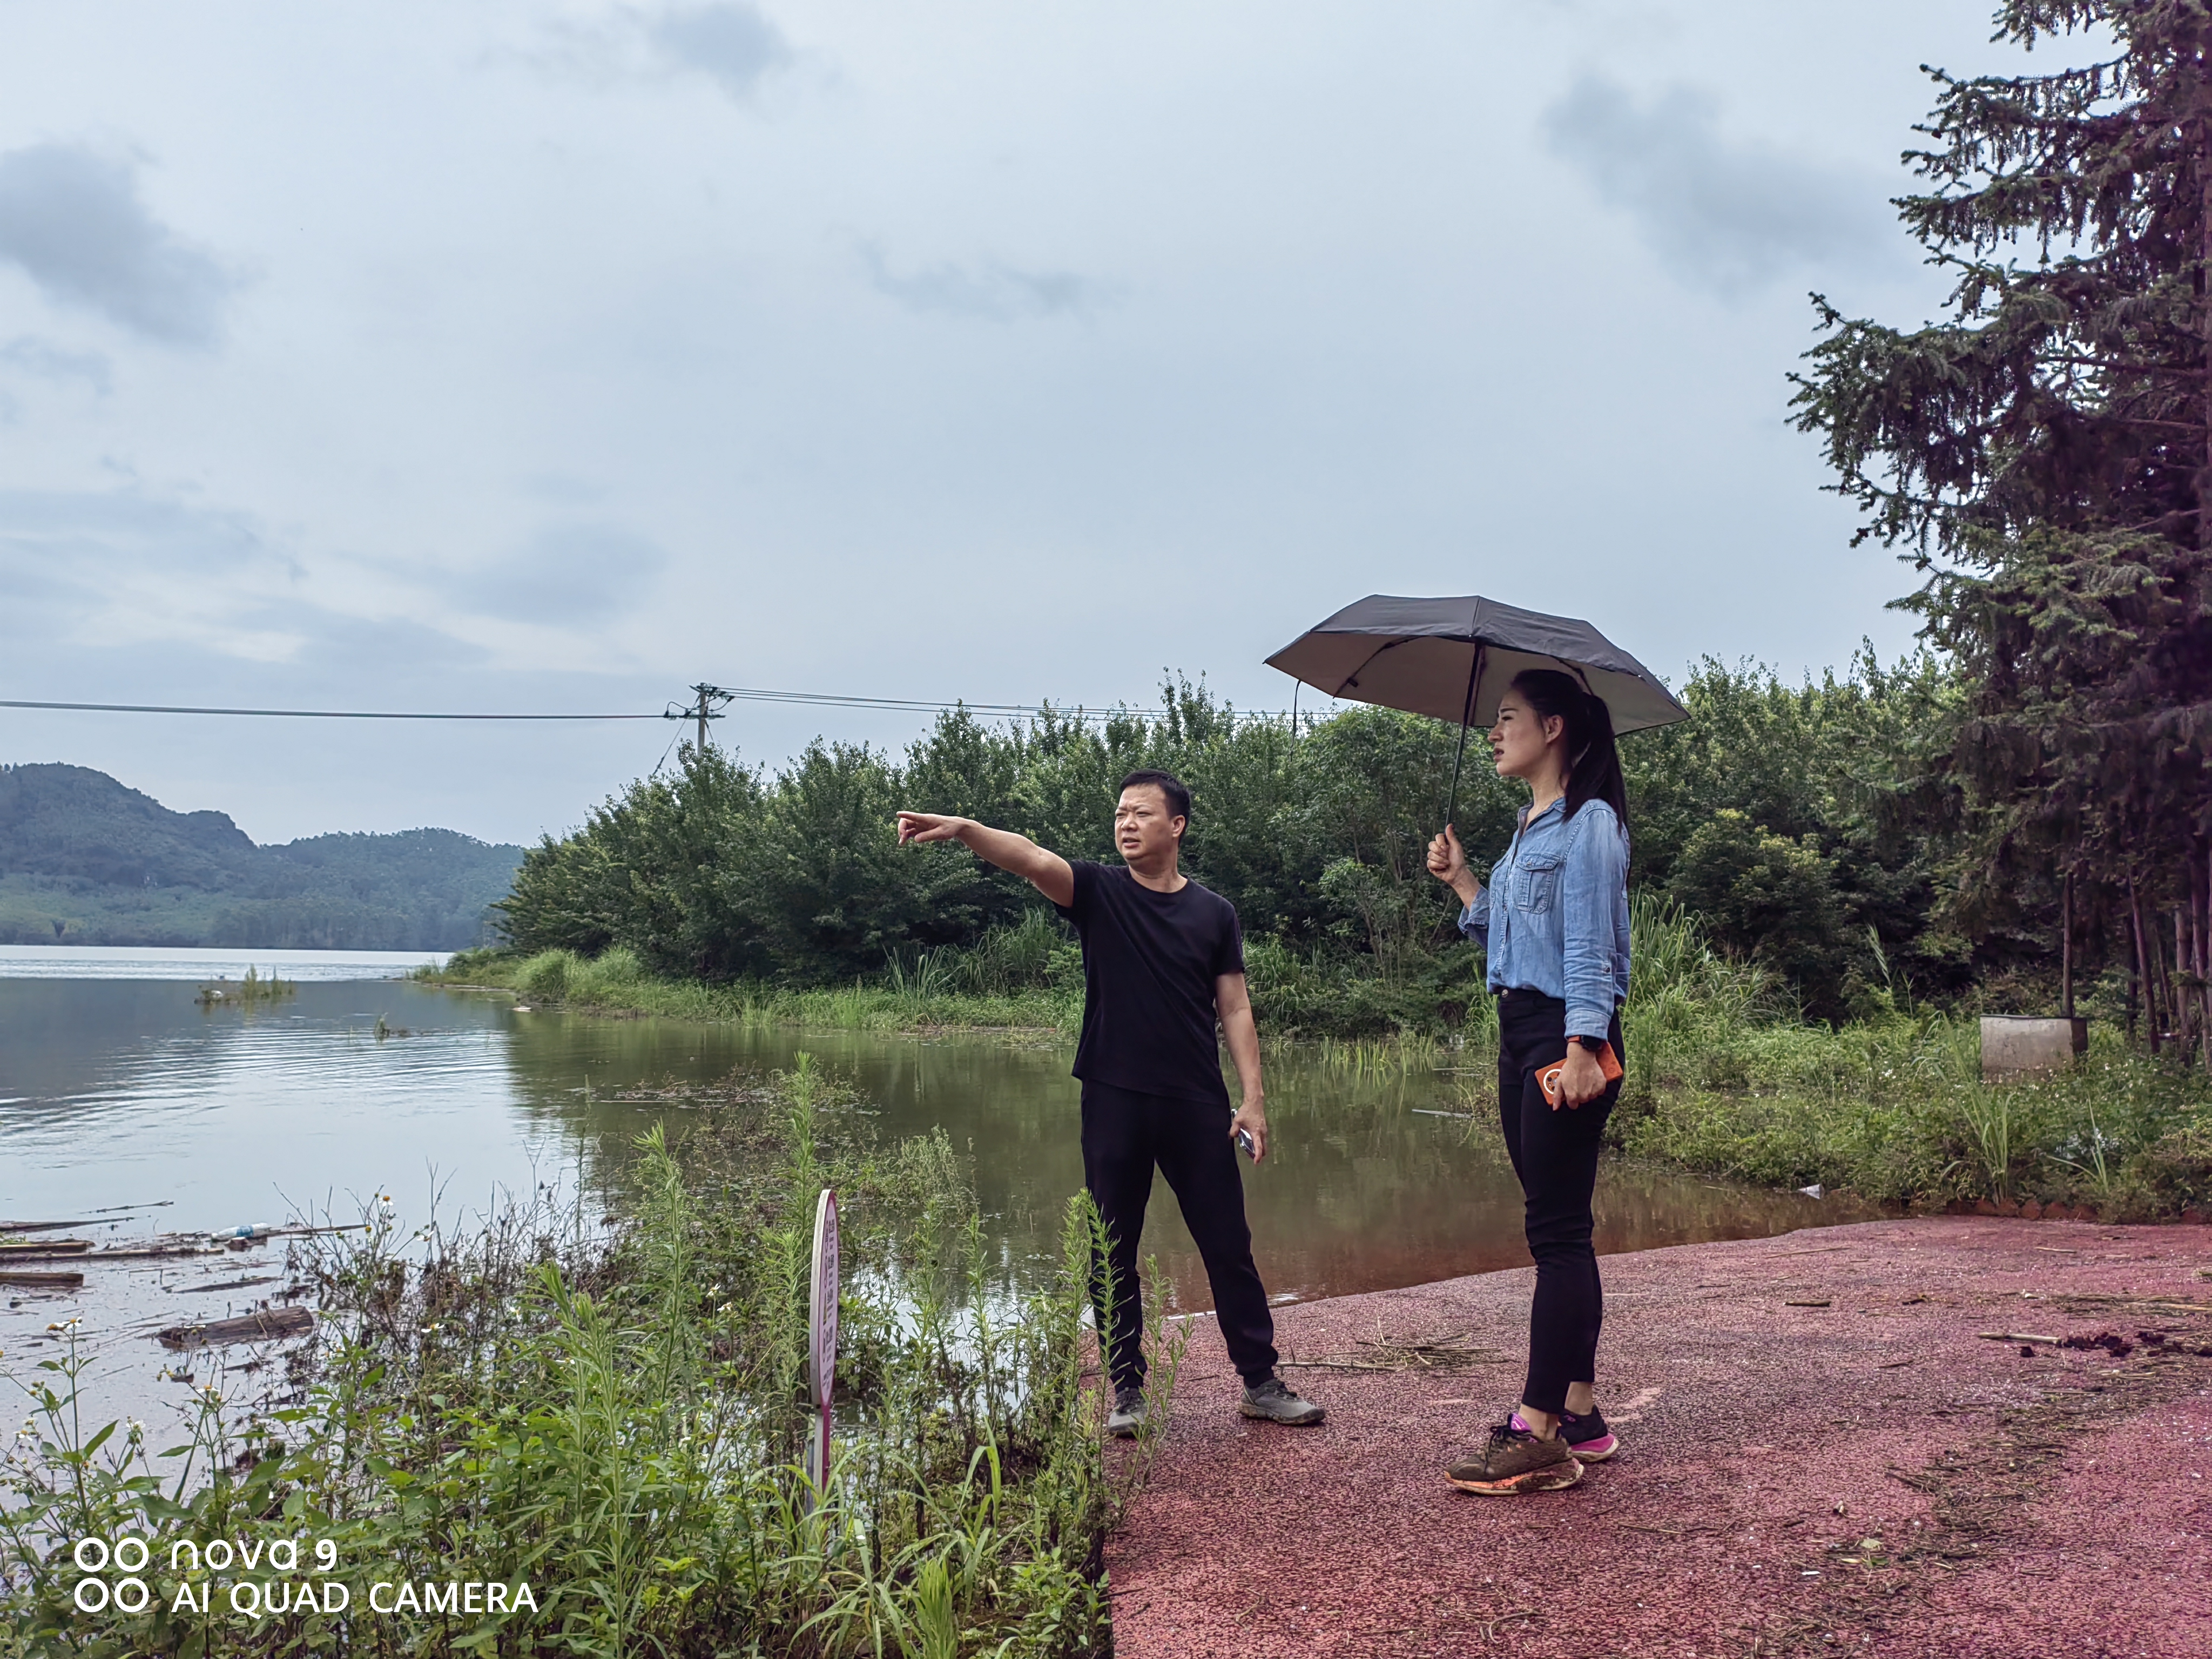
[[447, 947, 1079, 1036], [192, 967, 295, 1010], [427, 902, 2212, 1222], [1, 1059, 1171, 1658]]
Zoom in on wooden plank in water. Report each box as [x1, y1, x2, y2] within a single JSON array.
[[176, 1275, 280, 1296], [154, 1307, 314, 1349], [0, 1238, 92, 1256], [0, 1270, 85, 1288], [0, 1219, 106, 1233], [6, 1237, 219, 1262]]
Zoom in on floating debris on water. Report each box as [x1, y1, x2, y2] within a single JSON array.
[[154, 1306, 314, 1348]]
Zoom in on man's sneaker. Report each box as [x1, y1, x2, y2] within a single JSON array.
[[1105, 1386, 1146, 1439], [1561, 1406, 1618, 1462], [1445, 1418, 1583, 1495], [1239, 1375, 1326, 1426]]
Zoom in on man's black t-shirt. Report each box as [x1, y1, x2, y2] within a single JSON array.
[[1054, 860, 1244, 1107]]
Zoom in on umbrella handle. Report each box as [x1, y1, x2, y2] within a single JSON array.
[[1442, 644, 1484, 832]]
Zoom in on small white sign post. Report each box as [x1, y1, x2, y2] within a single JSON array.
[[804, 1188, 839, 1505]]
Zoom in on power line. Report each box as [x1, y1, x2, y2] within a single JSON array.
[[702, 687, 1168, 719], [0, 689, 1170, 723], [0, 682, 1331, 724], [0, 699, 659, 720]]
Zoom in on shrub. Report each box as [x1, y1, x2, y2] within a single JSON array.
[[516, 946, 577, 999]]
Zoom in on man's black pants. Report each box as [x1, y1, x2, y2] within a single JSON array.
[[1080, 1080, 1279, 1392], [1496, 988, 1624, 1417]]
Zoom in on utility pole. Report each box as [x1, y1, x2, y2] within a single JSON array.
[[667, 684, 733, 757]]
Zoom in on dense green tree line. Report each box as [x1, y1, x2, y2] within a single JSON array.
[[499, 658, 2011, 1024]]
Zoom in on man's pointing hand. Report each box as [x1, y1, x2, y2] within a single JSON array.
[[895, 812, 968, 845]]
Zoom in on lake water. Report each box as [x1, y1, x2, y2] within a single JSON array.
[[2, 953, 1849, 1433]]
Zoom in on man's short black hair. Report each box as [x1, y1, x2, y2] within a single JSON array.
[[1118, 769, 1191, 824]]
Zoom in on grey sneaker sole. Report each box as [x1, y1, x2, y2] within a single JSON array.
[[1239, 1397, 1326, 1426], [1446, 1455, 1584, 1495], [1105, 1407, 1144, 1439]]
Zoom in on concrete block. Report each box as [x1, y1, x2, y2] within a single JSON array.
[[1980, 1015, 2088, 1080]]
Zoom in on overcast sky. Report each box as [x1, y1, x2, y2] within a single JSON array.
[[0, 1, 2075, 845]]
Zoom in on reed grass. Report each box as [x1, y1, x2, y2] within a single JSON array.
[[193, 966, 295, 1009], [1304, 1031, 1442, 1078], [1, 1060, 1166, 1657]]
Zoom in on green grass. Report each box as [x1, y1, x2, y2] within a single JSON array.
[[1615, 1017, 2212, 1215], [1602, 898, 2212, 1216], [428, 945, 1083, 1035], [3, 1060, 1168, 1657]]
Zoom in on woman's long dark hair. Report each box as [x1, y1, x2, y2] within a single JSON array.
[[1509, 668, 1629, 828]]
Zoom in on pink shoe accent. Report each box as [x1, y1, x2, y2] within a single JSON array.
[[1567, 1432, 1617, 1460]]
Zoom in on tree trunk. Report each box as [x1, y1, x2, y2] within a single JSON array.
[[2061, 867, 2075, 1020], [2168, 911, 2185, 1053], [2201, 40, 2212, 548], [2198, 842, 2211, 1072], [2114, 902, 2132, 1044], [2133, 876, 2159, 1053], [2203, 841, 2212, 1072]]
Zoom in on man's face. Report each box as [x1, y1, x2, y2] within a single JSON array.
[[1114, 785, 1184, 864]]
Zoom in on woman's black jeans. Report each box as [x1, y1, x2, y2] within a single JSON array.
[[1496, 988, 1624, 1417]]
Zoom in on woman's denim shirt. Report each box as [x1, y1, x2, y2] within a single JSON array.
[[1458, 797, 1630, 1041]]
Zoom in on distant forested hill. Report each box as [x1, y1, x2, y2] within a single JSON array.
[[0, 763, 524, 950]]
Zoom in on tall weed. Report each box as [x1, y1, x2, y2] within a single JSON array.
[[1, 1064, 1138, 1657]]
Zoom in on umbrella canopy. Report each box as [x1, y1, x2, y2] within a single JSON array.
[[1265, 594, 1688, 734]]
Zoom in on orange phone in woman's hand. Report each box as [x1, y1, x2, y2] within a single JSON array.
[[1538, 1042, 1622, 1109]]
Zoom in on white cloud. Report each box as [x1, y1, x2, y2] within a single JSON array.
[[452, 524, 670, 624], [528, 3, 793, 102], [1541, 74, 1895, 296], [0, 487, 304, 658], [640, 4, 791, 100], [0, 145, 238, 344], [857, 241, 1115, 323], [0, 335, 111, 393]]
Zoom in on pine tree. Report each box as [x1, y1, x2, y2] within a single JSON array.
[[1792, 0, 2212, 1056]]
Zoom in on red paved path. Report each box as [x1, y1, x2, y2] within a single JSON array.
[[1104, 1218, 2212, 1658]]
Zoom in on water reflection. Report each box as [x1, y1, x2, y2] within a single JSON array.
[[419, 1003, 1854, 1310], [1, 976, 1857, 1431]]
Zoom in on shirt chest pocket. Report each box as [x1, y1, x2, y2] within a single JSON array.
[[1512, 852, 1563, 915]]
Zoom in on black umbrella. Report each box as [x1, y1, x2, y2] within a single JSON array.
[[1265, 593, 1689, 827]]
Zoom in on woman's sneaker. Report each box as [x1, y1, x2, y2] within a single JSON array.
[[1561, 1406, 1618, 1462], [1445, 1418, 1583, 1494]]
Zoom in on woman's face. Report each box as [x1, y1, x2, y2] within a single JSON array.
[[1488, 690, 1562, 781]]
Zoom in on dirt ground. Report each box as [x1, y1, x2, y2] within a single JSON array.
[[1103, 1217, 2212, 1659]]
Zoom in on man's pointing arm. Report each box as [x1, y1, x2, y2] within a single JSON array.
[[894, 813, 1076, 909]]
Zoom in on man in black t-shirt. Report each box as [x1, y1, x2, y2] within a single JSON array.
[[895, 770, 1325, 1434]]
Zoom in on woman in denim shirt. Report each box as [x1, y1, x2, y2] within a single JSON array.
[[1426, 667, 1631, 1495]]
